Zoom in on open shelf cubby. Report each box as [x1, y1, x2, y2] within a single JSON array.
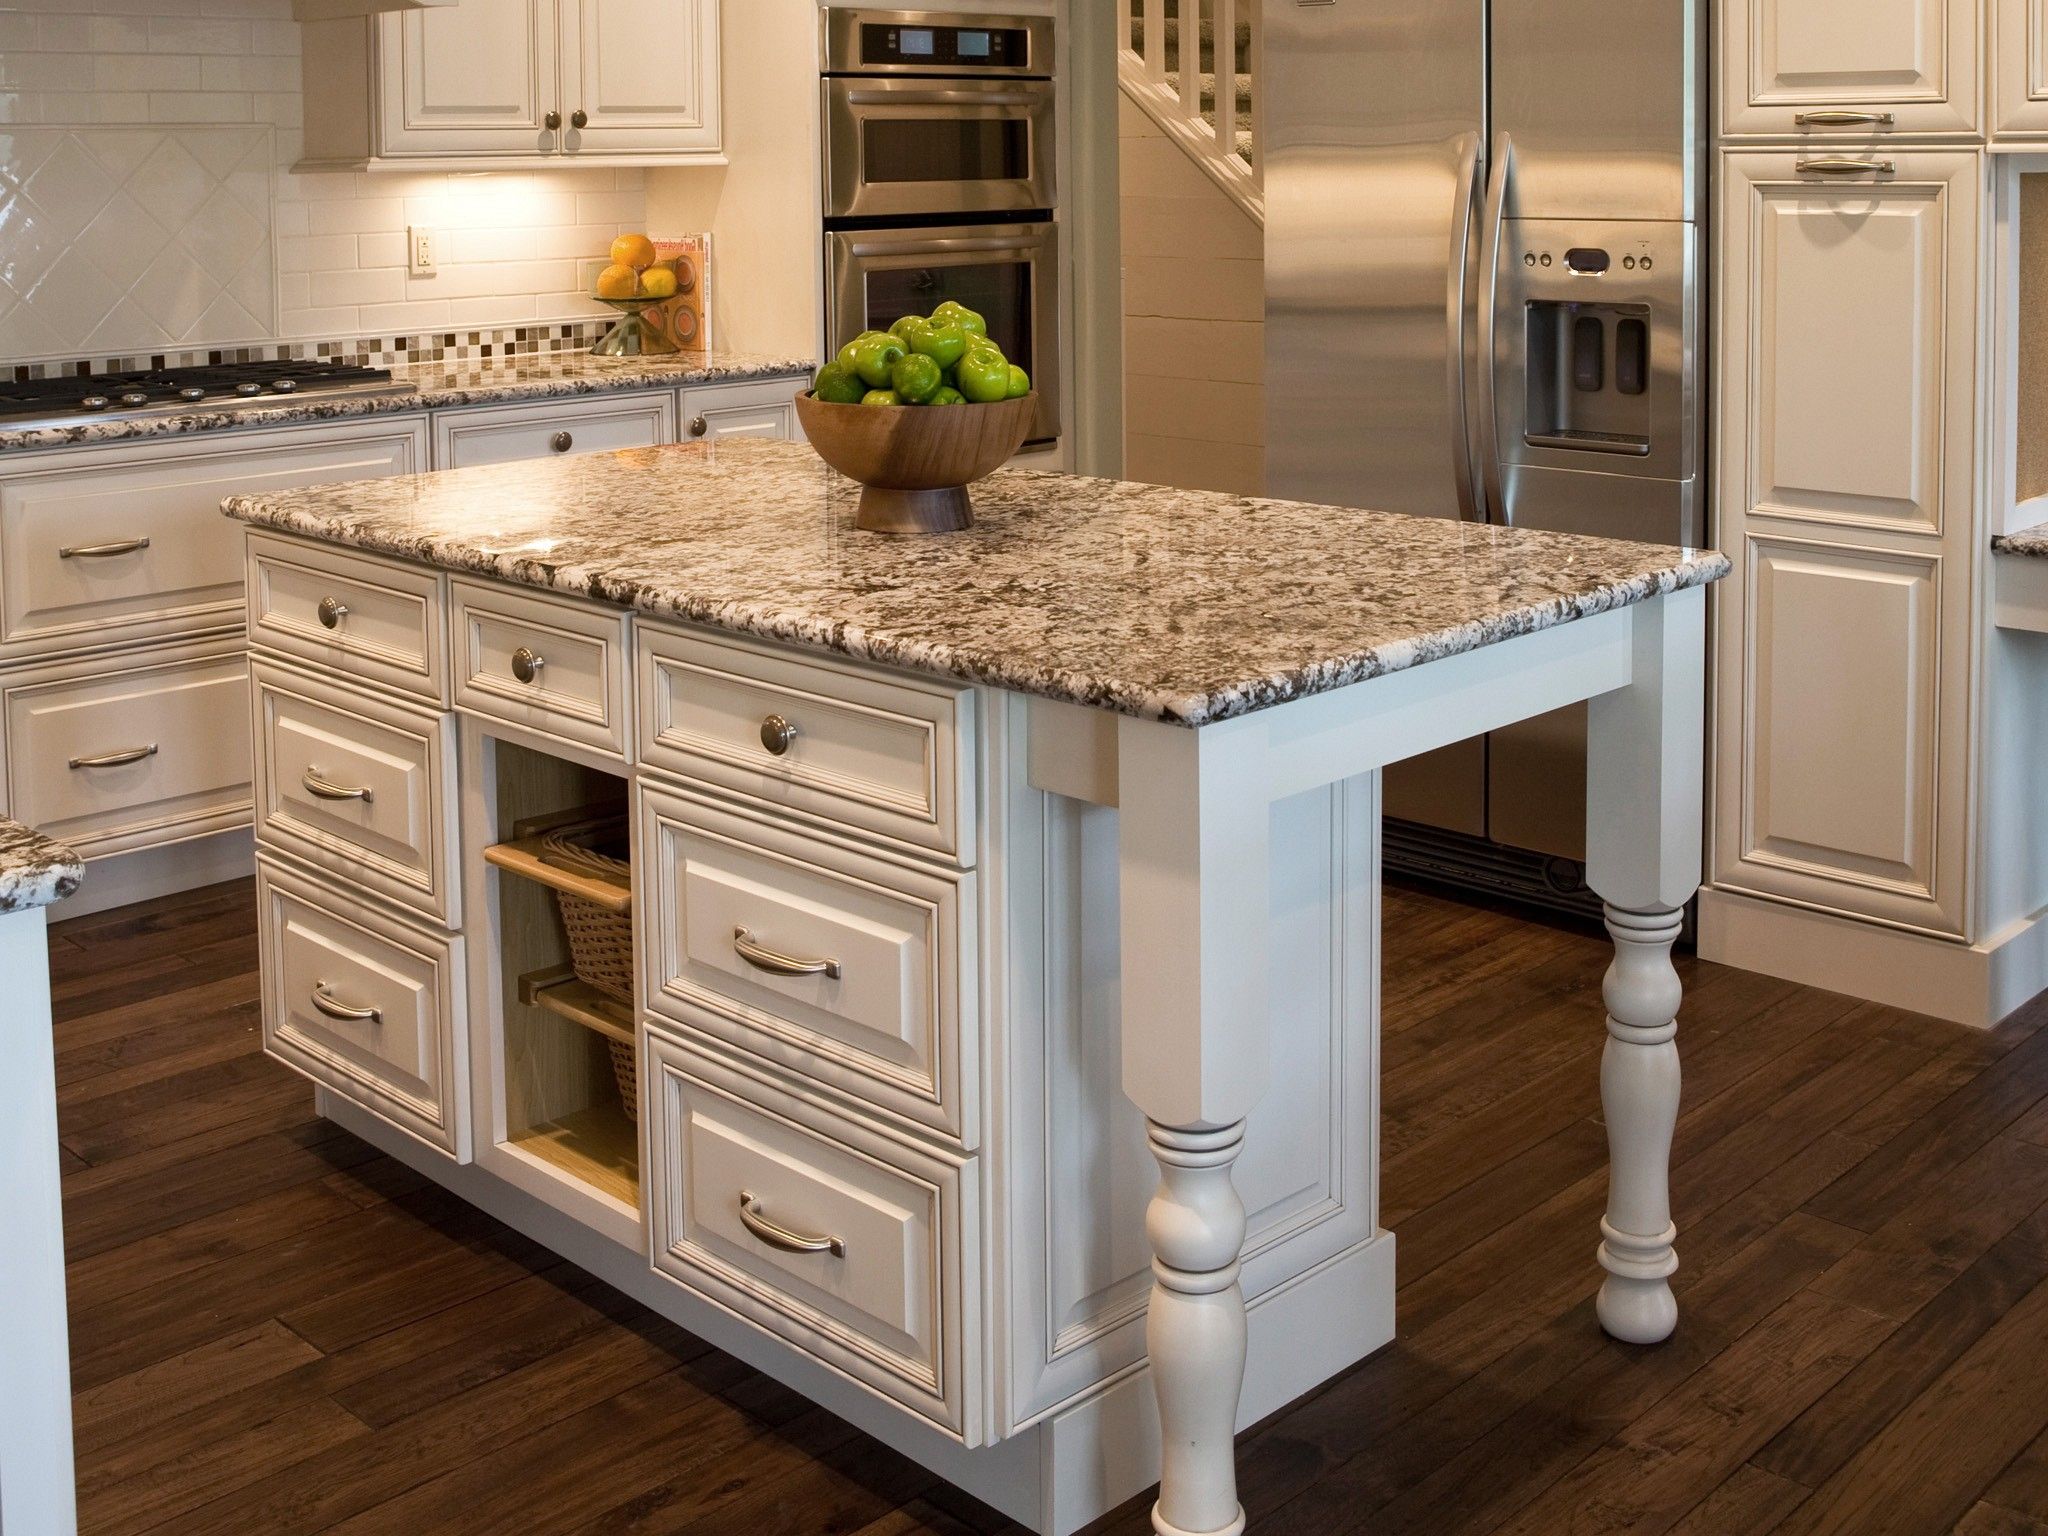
[[482, 740, 640, 1210]]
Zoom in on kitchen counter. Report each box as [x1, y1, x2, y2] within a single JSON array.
[[0, 819, 83, 914], [0, 350, 813, 455], [1995, 524, 2048, 633], [221, 440, 1724, 1536], [222, 436, 1727, 726], [1994, 525, 2048, 559]]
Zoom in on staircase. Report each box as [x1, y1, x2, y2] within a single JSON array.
[[1120, 0, 1261, 223]]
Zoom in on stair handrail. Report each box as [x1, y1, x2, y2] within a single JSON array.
[[1119, 0, 1263, 225]]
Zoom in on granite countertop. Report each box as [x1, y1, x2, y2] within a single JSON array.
[[1994, 526, 2048, 559], [0, 819, 83, 914], [0, 350, 814, 455], [222, 436, 1732, 727]]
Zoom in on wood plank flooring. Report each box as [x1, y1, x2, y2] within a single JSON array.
[[54, 876, 2048, 1535]]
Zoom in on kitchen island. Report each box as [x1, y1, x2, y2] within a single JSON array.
[[222, 437, 1727, 1536]]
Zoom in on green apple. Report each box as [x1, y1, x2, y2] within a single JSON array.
[[851, 334, 908, 388], [955, 349, 1011, 403], [932, 301, 987, 339], [889, 314, 931, 344], [889, 352, 943, 403], [909, 322, 969, 372], [930, 386, 966, 405], [811, 362, 866, 404], [860, 388, 903, 407], [1005, 364, 1031, 399]]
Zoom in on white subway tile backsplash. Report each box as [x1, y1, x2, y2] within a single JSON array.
[[1, 0, 650, 366]]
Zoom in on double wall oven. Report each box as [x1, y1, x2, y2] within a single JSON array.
[[822, 9, 1059, 445]]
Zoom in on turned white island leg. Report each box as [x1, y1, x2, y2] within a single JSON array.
[[1117, 714, 1270, 1536], [1584, 586, 1705, 1347]]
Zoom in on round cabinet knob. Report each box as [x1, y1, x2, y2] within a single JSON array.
[[316, 596, 349, 630], [571, 108, 588, 129], [511, 646, 545, 684], [688, 415, 708, 438], [545, 110, 562, 130], [550, 431, 573, 453], [759, 715, 797, 756]]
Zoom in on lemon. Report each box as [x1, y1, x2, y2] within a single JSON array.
[[639, 266, 679, 300]]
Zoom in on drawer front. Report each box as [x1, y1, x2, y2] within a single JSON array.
[[253, 660, 458, 927], [247, 533, 448, 705], [451, 577, 630, 756], [433, 393, 676, 469], [258, 856, 467, 1158], [3, 641, 251, 857], [645, 1032, 975, 1437], [637, 625, 975, 863], [679, 379, 804, 444], [640, 783, 976, 1144], [0, 425, 423, 661]]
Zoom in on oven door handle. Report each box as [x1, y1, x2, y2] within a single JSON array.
[[841, 234, 1047, 260], [841, 87, 1045, 109]]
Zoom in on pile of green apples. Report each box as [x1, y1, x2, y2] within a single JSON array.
[[812, 301, 1031, 407]]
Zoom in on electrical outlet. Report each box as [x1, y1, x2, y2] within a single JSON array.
[[408, 226, 436, 276]]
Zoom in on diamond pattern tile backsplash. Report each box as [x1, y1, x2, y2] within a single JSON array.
[[0, 126, 274, 360]]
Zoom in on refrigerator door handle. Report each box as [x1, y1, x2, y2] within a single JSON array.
[[1447, 132, 1485, 522], [1477, 132, 1515, 525]]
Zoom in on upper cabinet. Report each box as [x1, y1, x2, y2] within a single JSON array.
[[1720, 0, 1982, 139], [300, 0, 721, 170], [1995, 0, 2048, 139]]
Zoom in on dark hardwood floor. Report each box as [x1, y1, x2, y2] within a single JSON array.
[[53, 876, 2048, 1535]]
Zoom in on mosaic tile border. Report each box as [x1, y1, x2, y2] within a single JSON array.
[[9, 319, 614, 382]]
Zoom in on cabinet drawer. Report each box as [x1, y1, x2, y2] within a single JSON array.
[[2, 640, 250, 857], [451, 577, 630, 757], [639, 783, 975, 1144], [645, 1032, 975, 1438], [258, 855, 467, 1158], [1719, 0, 1982, 139], [0, 423, 423, 662], [678, 379, 802, 444], [637, 625, 974, 863], [433, 392, 675, 469], [247, 533, 448, 705], [253, 660, 459, 927]]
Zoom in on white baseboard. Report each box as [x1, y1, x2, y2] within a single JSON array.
[[313, 1089, 1396, 1534], [1697, 885, 2048, 1028], [62, 828, 255, 919]]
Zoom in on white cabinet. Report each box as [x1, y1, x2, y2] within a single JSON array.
[[301, 0, 721, 169], [1995, 0, 2048, 138], [1712, 150, 1979, 935], [679, 379, 805, 445], [1720, 0, 1981, 138], [433, 391, 675, 469]]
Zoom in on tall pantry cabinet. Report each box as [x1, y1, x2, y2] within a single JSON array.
[[1704, 0, 2048, 1024]]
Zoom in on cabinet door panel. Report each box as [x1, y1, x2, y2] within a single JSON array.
[[1995, 0, 2048, 139], [1723, 0, 1979, 137], [380, 0, 557, 156], [562, 0, 720, 154], [1731, 153, 1976, 536]]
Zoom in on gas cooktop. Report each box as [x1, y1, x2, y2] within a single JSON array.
[[0, 361, 410, 429]]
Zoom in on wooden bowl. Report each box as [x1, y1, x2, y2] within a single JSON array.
[[795, 390, 1036, 534]]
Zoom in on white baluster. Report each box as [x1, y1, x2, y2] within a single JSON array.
[[1594, 903, 1683, 1343]]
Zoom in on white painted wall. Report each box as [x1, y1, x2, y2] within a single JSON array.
[[0, 0, 647, 360]]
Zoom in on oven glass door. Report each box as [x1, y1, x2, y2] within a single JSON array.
[[825, 77, 1056, 220], [829, 222, 1060, 445]]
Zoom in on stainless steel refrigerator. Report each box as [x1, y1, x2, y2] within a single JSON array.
[[1263, 0, 1705, 899]]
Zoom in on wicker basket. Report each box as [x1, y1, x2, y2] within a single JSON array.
[[537, 818, 639, 1118]]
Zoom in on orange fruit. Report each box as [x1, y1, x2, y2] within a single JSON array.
[[610, 233, 657, 271], [594, 263, 639, 300]]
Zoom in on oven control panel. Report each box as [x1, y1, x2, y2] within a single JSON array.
[[861, 22, 1027, 68], [825, 11, 1050, 77]]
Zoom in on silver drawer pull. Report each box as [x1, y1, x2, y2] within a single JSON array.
[[69, 743, 157, 769], [733, 926, 841, 980], [1796, 157, 1895, 176], [759, 714, 797, 755], [1794, 110, 1896, 128], [738, 1191, 845, 1257], [59, 537, 151, 560], [311, 982, 381, 1024], [317, 595, 349, 629], [510, 646, 545, 684], [302, 768, 373, 803]]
